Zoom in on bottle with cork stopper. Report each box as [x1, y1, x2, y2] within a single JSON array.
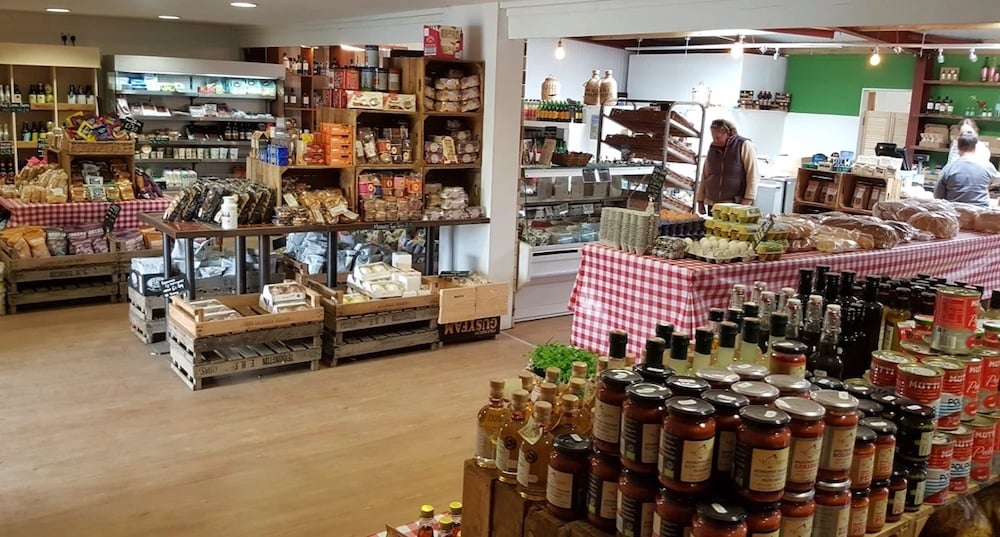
[[607, 329, 628, 369], [517, 400, 556, 500], [475, 379, 509, 468], [496, 390, 532, 484], [553, 394, 591, 436], [635, 337, 671, 384]]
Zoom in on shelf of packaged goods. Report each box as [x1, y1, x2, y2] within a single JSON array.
[[919, 113, 1000, 122], [922, 79, 1000, 87], [136, 159, 245, 164], [913, 145, 1000, 157], [794, 200, 836, 211], [29, 103, 97, 112], [332, 218, 490, 232], [422, 163, 481, 170], [524, 197, 626, 207], [424, 111, 484, 117], [283, 73, 329, 79], [338, 108, 419, 116], [522, 119, 584, 128], [135, 116, 275, 123], [115, 89, 277, 100], [138, 140, 251, 147], [521, 165, 655, 179], [356, 163, 420, 170], [284, 107, 317, 111]]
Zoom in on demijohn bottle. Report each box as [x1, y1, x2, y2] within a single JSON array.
[[475, 379, 509, 468], [808, 304, 844, 379], [517, 400, 555, 501], [496, 390, 531, 484]]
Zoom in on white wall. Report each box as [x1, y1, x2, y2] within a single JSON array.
[[626, 53, 787, 108], [0, 10, 240, 60], [781, 113, 861, 160], [524, 38, 630, 100]]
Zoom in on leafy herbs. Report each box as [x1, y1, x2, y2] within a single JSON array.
[[525, 342, 598, 383]]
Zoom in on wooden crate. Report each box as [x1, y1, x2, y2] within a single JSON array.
[[5, 277, 119, 313], [492, 479, 536, 537], [167, 292, 323, 338], [0, 239, 118, 286], [524, 506, 571, 537], [129, 307, 167, 345], [305, 279, 441, 365], [461, 458, 497, 537], [170, 338, 321, 390], [127, 286, 166, 321]]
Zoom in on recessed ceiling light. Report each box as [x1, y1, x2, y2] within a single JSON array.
[[45, 8, 71, 13], [158, 15, 181, 20], [230, 2, 258, 7]]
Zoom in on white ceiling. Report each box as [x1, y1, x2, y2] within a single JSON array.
[[0, 0, 487, 26]]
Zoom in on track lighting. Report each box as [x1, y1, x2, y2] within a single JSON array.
[[892, 46, 903, 55], [730, 35, 745, 59], [970, 48, 978, 62], [869, 47, 881, 66], [938, 49, 945, 63], [759, 45, 769, 54], [554, 39, 566, 60]]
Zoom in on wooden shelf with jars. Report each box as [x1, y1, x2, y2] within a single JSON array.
[[0, 42, 101, 172]]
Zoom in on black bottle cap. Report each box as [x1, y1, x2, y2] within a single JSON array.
[[726, 307, 744, 326], [702, 389, 750, 410], [857, 399, 884, 418], [694, 327, 714, 355], [669, 333, 690, 361], [811, 376, 844, 391], [719, 321, 739, 348], [708, 309, 726, 323], [742, 302, 760, 319], [666, 394, 714, 416], [769, 312, 789, 336], [644, 337, 667, 367], [992, 290, 1000, 309], [609, 329, 628, 359], [656, 321, 674, 342], [741, 317, 761, 344]]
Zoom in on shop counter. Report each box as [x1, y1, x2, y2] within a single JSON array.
[[569, 232, 1000, 356], [0, 197, 172, 230]]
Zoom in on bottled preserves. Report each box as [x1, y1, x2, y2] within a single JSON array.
[[859, 418, 897, 482], [692, 503, 747, 537], [842, 379, 873, 401], [774, 396, 826, 492], [588, 448, 621, 531], [745, 502, 780, 537], [546, 433, 591, 521], [594, 369, 643, 454], [731, 381, 780, 406], [811, 390, 859, 482], [896, 456, 927, 512], [496, 390, 532, 484], [866, 481, 889, 533], [476, 379, 509, 468], [768, 340, 808, 378], [811, 377, 844, 391], [732, 406, 791, 503], [653, 488, 696, 537], [808, 305, 844, 380], [849, 426, 876, 489], [813, 479, 851, 537], [886, 470, 907, 522], [856, 399, 884, 419], [665, 376, 710, 399], [847, 489, 869, 537], [517, 401, 555, 500], [780, 489, 815, 537], [764, 374, 811, 398], [659, 397, 716, 494], [896, 402, 935, 459], [703, 389, 750, 483], [618, 468, 658, 537], [696, 368, 740, 390], [621, 383, 672, 473], [727, 363, 769, 382]]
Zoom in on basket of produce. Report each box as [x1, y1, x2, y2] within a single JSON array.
[[551, 152, 593, 167], [756, 240, 786, 261]]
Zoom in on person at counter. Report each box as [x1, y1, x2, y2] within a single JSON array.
[[696, 119, 759, 214], [947, 119, 993, 165], [935, 132, 999, 207]]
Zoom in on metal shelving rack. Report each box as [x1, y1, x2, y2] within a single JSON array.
[[595, 99, 707, 213]]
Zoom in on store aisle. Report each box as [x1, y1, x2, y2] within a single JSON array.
[[0, 304, 571, 537]]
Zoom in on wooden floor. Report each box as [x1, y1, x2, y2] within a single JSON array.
[[0, 302, 572, 536]]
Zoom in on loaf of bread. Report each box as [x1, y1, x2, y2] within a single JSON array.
[[907, 211, 960, 239], [952, 203, 984, 230], [974, 210, 1000, 233]]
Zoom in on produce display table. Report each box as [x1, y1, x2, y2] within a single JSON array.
[[0, 198, 171, 230], [569, 232, 1000, 356]]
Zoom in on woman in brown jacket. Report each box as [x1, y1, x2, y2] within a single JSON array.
[[696, 119, 759, 214]]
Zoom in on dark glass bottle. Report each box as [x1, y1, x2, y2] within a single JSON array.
[[840, 279, 867, 380], [801, 295, 824, 355], [808, 304, 844, 379], [881, 288, 912, 352], [878, 283, 892, 305], [609, 329, 628, 360], [861, 278, 884, 358], [838, 271, 857, 308], [918, 293, 936, 317], [742, 302, 760, 320], [797, 268, 814, 301], [822, 273, 841, 313], [814, 265, 831, 295]]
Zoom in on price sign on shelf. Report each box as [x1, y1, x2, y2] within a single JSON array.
[[597, 168, 612, 183], [121, 116, 144, 134], [554, 202, 570, 216], [582, 168, 598, 183], [102, 202, 122, 234], [160, 276, 189, 299], [646, 166, 667, 197], [582, 203, 596, 215], [36, 137, 47, 159], [750, 214, 776, 248]]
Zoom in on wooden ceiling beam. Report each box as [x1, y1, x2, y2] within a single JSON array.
[[767, 27, 836, 40], [835, 26, 979, 45]]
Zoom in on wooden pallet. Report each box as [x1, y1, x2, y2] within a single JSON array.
[[127, 286, 166, 322], [5, 279, 120, 313], [170, 338, 321, 390], [129, 308, 167, 344], [324, 326, 440, 365], [323, 306, 440, 365]]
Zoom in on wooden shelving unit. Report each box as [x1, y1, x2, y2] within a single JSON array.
[[792, 167, 900, 216]]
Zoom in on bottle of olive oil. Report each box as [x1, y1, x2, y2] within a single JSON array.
[[475, 379, 509, 469], [496, 390, 532, 484], [518, 400, 555, 500], [552, 394, 592, 436]]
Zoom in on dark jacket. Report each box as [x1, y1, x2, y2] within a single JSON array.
[[702, 134, 749, 203]]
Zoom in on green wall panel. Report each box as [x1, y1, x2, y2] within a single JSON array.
[[785, 54, 916, 116]]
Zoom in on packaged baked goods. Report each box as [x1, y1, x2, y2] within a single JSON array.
[[460, 98, 481, 112], [907, 211, 960, 239], [435, 89, 461, 102], [974, 209, 1000, 233], [460, 75, 480, 89], [434, 77, 461, 91], [953, 203, 984, 230]]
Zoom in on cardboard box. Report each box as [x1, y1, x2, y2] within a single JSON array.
[[346, 90, 384, 110], [853, 184, 871, 209], [424, 25, 464, 60], [439, 281, 510, 324]]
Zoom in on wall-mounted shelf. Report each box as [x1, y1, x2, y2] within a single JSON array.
[[134, 116, 275, 123], [136, 159, 246, 164], [29, 103, 97, 112], [114, 89, 276, 101], [922, 80, 1000, 87], [918, 113, 1000, 122], [138, 139, 251, 147]]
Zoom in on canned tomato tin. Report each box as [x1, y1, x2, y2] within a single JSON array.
[[981, 411, 1000, 477], [949, 424, 973, 492], [899, 340, 939, 362], [931, 286, 981, 354], [970, 416, 996, 482], [950, 354, 983, 421], [928, 433, 954, 469], [912, 315, 934, 343], [924, 465, 951, 505], [922, 357, 965, 429], [974, 347, 1000, 412], [895, 363, 945, 414], [984, 321, 1000, 349], [869, 351, 913, 388]]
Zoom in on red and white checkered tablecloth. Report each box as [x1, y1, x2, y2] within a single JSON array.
[[0, 198, 171, 230], [569, 232, 1000, 357]]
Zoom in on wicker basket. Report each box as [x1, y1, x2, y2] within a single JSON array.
[[57, 139, 135, 156], [552, 152, 592, 167]]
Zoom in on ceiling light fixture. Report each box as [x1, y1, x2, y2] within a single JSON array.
[[554, 39, 566, 60], [759, 45, 769, 54], [730, 35, 745, 59], [970, 48, 978, 62], [158, 15, 180, 20], [869, 47, 881, 66], [340, 44, 363, 52], [45, 7, 70, 13], [230, 2, 258, 7], [892, 46, 903, 55], [938, 48, 945, 63], [773, 47, 780, 61]]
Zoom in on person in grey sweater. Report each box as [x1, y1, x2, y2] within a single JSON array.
[[935, 133, 1000, 207]]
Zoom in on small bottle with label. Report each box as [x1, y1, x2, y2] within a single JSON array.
[[496, 390, 531, 484], [219, 195, 238, 230], [517, 400, 555, 501], [415, 505, 434, 537], [475, 379, 509, 469]]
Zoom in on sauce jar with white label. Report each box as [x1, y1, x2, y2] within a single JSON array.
[[622, 383, 672, 474], [618, 468, 658, 537], [780, 489, 815, 537], [588, 448, 621, 531], [811, 390, 859, 482], [595, 369, 643, 454], [653, 487, 696, 537], [732, 406, 791, 503], [813, 479, 852, 537], [774, 396, 826, 492], [703, 389, 750, 485], [692, 502, 747, 537], [547, 434, 591, 521], [659, 397, 716, 494]]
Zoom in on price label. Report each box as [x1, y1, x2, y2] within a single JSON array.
[[583, 203, 596, 215], [750, 214, 775, 248], [371, 222, 414, 231], [0, 104, 30, 113], [554, 202, 570, 216], [102, 202, 122, 234], [598, 168, 612, 183], [0, 141, 13, 157], [646, 166, 667, 196], [121, 116, 144, 134], [161, 276, 189, 298], [582, 168, 598, 183], [37, 137, 47, 159]]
